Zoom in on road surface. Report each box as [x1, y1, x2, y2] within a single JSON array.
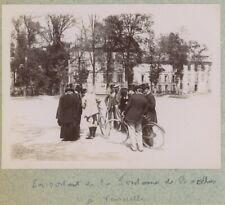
[[2, 93, 220, 169]]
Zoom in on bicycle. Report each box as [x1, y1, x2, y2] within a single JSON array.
[[142, 119, 166, 150], [97, 112, 108, 136], [103, 111, 166, 149], [95, 98, 123, 138], [96, 99, 109, 136]]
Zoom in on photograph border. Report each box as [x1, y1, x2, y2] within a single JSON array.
[[0, 0, 225, 204]]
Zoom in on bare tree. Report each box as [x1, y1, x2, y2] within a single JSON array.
[[188, 40, 208, 62], [83, 15, 104, 88], [103, 15, 123, 86], [38, 15, 76, 94], [71, 26, 89, 84], [23, 16, 41, 49], [41, 14, 76, 46]]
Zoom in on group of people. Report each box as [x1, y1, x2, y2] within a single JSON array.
[[56, 83, 106, 141], [104, 83, 157, 151], [56, 82, 158, 152]]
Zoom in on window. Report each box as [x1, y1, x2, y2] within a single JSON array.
[[180, 83, 183, 89], [173, 85, 176, 92], [195, 84, 198, 91], [172, 75, 175, 83], [194, 64, 197, 72], [141, 75, 144, 83], [165, 85, 168, 92], [158, 85, 162, 92], [165, 75, 168, 82], [188, 64, 191, 71], [201, 64, 205, 71]]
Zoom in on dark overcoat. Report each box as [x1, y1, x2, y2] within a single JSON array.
[[145, 93, 157, 123], [124, 93, 148, 123], [56, 93, 80, 141]]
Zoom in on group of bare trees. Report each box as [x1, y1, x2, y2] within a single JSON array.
[[10, 13, 209, 96]]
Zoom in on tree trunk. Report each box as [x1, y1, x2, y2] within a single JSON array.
[[106, 51, 112, 85], [124, 51, 134, 86], [78, 56, 81, 84], [125, 65, 133, 86], [93, 56, 95, 88]]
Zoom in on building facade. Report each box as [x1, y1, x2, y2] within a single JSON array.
[[180, 62, 211, 94], [132, 61, 212, 95]]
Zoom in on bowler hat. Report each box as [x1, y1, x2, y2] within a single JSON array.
[[65, 88, 74, 93], [65, 83, 74, 93], [75, 85, 82, 93], [114, 84, 119, 88], [143, 83, 150, 90]]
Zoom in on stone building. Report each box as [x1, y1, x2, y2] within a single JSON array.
[[132, 61, 212, 95], [180, 62, 211, 94]]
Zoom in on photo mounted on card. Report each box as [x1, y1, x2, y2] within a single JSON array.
[[2, 4, 221, 169]]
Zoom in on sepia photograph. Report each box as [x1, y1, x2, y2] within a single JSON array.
[[2, 4, 221, 169]]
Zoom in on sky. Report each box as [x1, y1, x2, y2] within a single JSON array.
[[4, 4, 220, 57]]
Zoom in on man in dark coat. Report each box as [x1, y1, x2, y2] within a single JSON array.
[[124, 86, 148, 152], [119, 87, 128, 114], [56, 87, 80, 141], [142, 83, 158, 147], [144, 84, 157, 123]]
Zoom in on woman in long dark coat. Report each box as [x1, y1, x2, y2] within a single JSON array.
[[56, 87, 80, 141]]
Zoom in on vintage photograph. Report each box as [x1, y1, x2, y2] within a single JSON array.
[[2, 4, 221, 168]]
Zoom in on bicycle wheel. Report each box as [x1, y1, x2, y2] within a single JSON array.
[[142, 123, 165, 149], [104, 119, 128, 143]]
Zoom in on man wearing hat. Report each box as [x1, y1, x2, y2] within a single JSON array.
[[124, 85, 148, 152], [56, 84, 80, 141], [82, 88, 99, 139], [113, 84, 121, 116], [143, 83, 158, 147], [105, 83, 121, 123]]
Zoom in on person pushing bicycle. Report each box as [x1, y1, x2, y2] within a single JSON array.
[[105, 84, 121, 122], [142, 83, 158, 147]]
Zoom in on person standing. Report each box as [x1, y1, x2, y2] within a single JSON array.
[[143, 83, 158, 147], [119, 88, 128, 114], [105, 84, 115, 120], [113, 84, 121, 118], [56, 86, 80, 141], [75, 85, 83, 138], [124, 86, 148, 152], [82, 89, 99, 139]]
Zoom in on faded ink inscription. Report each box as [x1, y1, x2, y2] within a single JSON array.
[[32, 174, 216, 204]]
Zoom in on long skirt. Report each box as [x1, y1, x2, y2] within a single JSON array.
[[60, 121, 79, 141]]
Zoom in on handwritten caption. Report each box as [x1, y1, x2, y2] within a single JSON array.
[[32, 174, 216, 204]]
